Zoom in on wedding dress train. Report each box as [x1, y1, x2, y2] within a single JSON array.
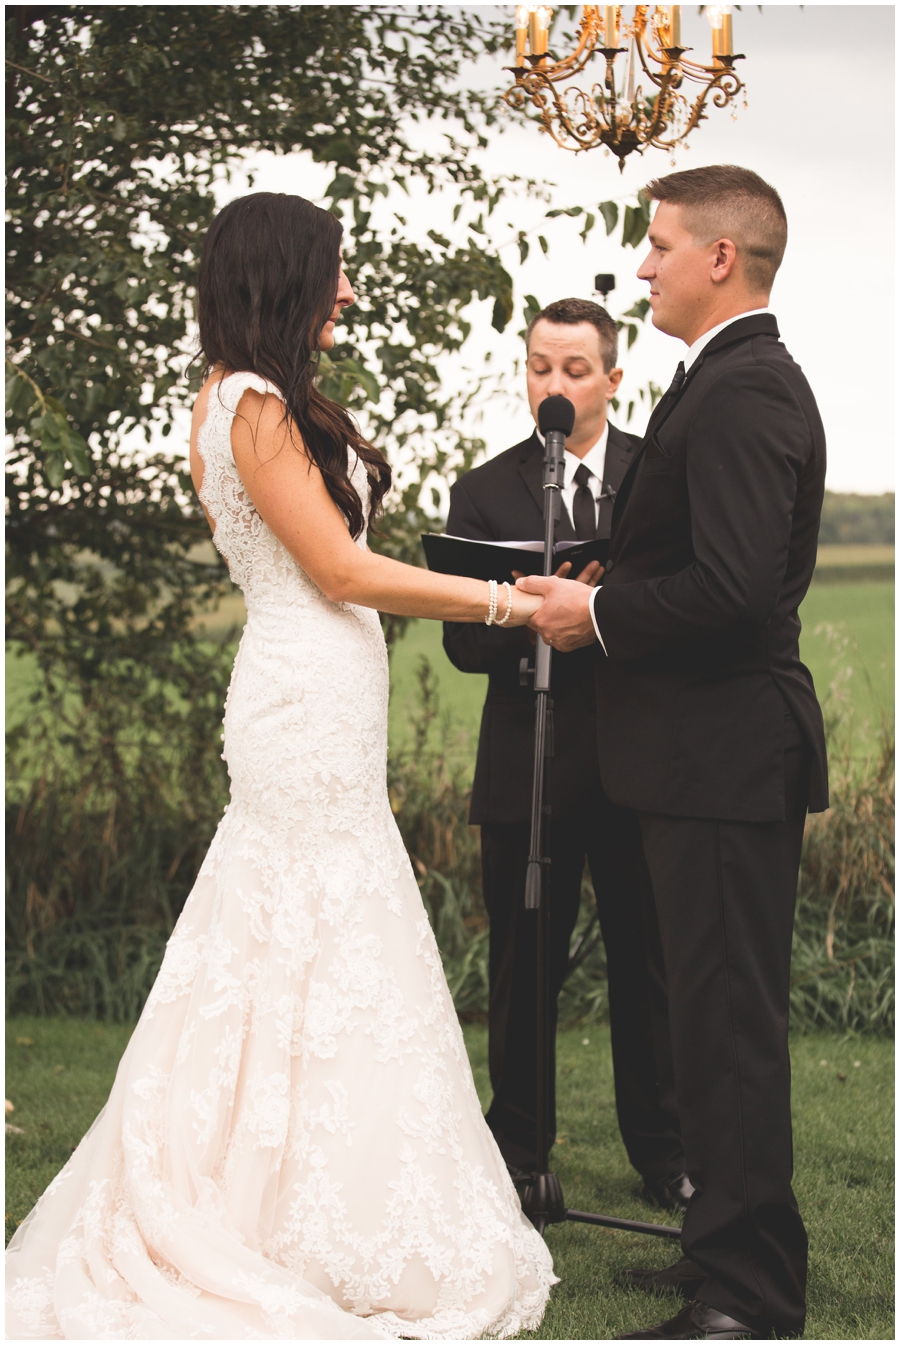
[[6, 372, 555, 1339]]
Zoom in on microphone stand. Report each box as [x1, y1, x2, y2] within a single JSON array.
[[517, 423, 681, 1244]]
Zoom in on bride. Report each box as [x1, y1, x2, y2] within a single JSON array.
[[6, 192, 556, 1339]]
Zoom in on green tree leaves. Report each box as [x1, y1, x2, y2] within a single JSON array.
[[522, 294, 543, 328], [6, 4, 517, 677], [6, 365, 91, 488], [621, 191, 652, 249], [539, 194, 649, 251], [599, 200, 619, 235], [5, 4, 524, 809]]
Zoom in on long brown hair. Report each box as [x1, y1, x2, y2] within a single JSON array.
[[197, 192, 390, 538]]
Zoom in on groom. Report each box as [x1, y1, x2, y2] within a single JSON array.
[[519, 166, 828, 1340]]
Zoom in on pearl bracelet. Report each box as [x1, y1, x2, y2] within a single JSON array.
[[495, 580, 513, 626], [484, 578, 498, 626], [485, 579, 513, 627]]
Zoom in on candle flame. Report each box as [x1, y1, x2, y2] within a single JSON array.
[[706, 4, 732, 29]]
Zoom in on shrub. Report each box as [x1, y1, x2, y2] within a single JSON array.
[[5, 654, 894, 1034], [817, 492, 894, 546], [5, 639, 233, 1020], [791, 725, 894, 1033]]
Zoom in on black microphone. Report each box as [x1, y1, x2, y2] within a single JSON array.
[[537, 395, 575, 493], [538, 394, 576, 437]]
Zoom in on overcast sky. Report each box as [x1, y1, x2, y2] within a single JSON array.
[[211, 4, 894, 495]]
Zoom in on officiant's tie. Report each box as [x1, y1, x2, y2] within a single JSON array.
[[572, 463, 597, 540], [669, 360, 686, 396]]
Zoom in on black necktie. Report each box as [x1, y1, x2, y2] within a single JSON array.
[[572, 462, 596, 540], [668, 360, 686, 396]]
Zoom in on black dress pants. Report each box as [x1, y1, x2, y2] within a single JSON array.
[[480, 781, 684, 1181], [637, 727, 811, 1337]]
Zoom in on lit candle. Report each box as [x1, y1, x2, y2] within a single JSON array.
[[604, 5, 619, 47], [707, 5, 732, 59], [534, 5, 553, 55], [515, 5, 528, 63], [527, 6, 552, 57]]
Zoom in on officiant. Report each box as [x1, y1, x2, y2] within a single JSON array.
[[442, 298, 690, 1210]]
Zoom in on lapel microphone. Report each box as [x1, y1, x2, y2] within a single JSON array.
[[538, 396, 576, 495]]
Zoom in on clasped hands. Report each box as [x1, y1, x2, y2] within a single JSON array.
[[511, 559, 603, 652]]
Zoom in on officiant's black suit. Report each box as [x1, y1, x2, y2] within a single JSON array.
[[594, 314, 827, 1336], [443, 423, 684, 1187]]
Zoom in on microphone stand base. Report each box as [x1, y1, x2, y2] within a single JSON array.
[[519, 1172, 567, 1233], [519, 1172, 682, 1241]]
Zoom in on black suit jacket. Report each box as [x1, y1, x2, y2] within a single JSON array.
[[443, 423, 640, 824], [593, 313, 829, 822]]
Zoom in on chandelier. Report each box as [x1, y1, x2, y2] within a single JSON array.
[[503, 5, 745, 166]]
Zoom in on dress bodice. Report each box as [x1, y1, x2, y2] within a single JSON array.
[[196, 371, 370, 613]]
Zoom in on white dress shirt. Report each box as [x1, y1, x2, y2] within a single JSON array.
[[588, 309, 772, 652], [536, 423, 610, 534], [563, 424, 609, 534], [683, 308, 771, 372]]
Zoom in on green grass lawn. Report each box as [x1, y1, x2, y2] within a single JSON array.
[[389, 580, 895, 759], [6, 1017, 893, 1339], [797, 582, 894, 743]]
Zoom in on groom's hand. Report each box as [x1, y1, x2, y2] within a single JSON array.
[[511, 560, 602, 646], [515, 574, 598, 651]]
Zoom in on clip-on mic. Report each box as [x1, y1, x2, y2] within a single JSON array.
[[516, 395, 681, 1245]]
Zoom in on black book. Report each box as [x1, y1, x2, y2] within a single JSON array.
[[421, 533, 609, 584]]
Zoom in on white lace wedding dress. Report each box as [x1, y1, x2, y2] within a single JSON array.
[[6, 372, 555, 1340]]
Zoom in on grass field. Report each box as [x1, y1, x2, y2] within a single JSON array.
[[389, 580, 895, 758], [8, 574, 893, 762], [5, 1016, 893, 1339]]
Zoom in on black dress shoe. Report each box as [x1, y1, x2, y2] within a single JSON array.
[[615, 1257, 706, 1299], [618, 1299, 765, 1339], [641, 1171, 696, 1213]]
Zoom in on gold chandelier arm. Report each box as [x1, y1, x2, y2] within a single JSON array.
[[632, 38, 675, 93], [520, 6, 605, 85]]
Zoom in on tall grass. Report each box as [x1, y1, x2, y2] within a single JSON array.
[[6, 639, 233, 1020], [790, 625, 894, 1033], [6, 652, 894, 1033]]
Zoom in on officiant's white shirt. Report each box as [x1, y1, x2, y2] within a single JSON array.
[[588, 309, 771, 651], [536, 424, 609, 535]]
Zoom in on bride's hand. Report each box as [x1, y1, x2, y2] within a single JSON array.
[[502, 585, 543, 627]]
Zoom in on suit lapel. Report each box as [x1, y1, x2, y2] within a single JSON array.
[[518, 433, 545, 516], [609, 375, 692, 535], [609, 397, 672, 528], [597, 424, 635, 538], [609, 313, 781, 544], [602, 424, 636, 494]]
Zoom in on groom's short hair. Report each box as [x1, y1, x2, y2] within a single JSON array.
[[525, 298, 619, 372], [645, 165, 787, 294]]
